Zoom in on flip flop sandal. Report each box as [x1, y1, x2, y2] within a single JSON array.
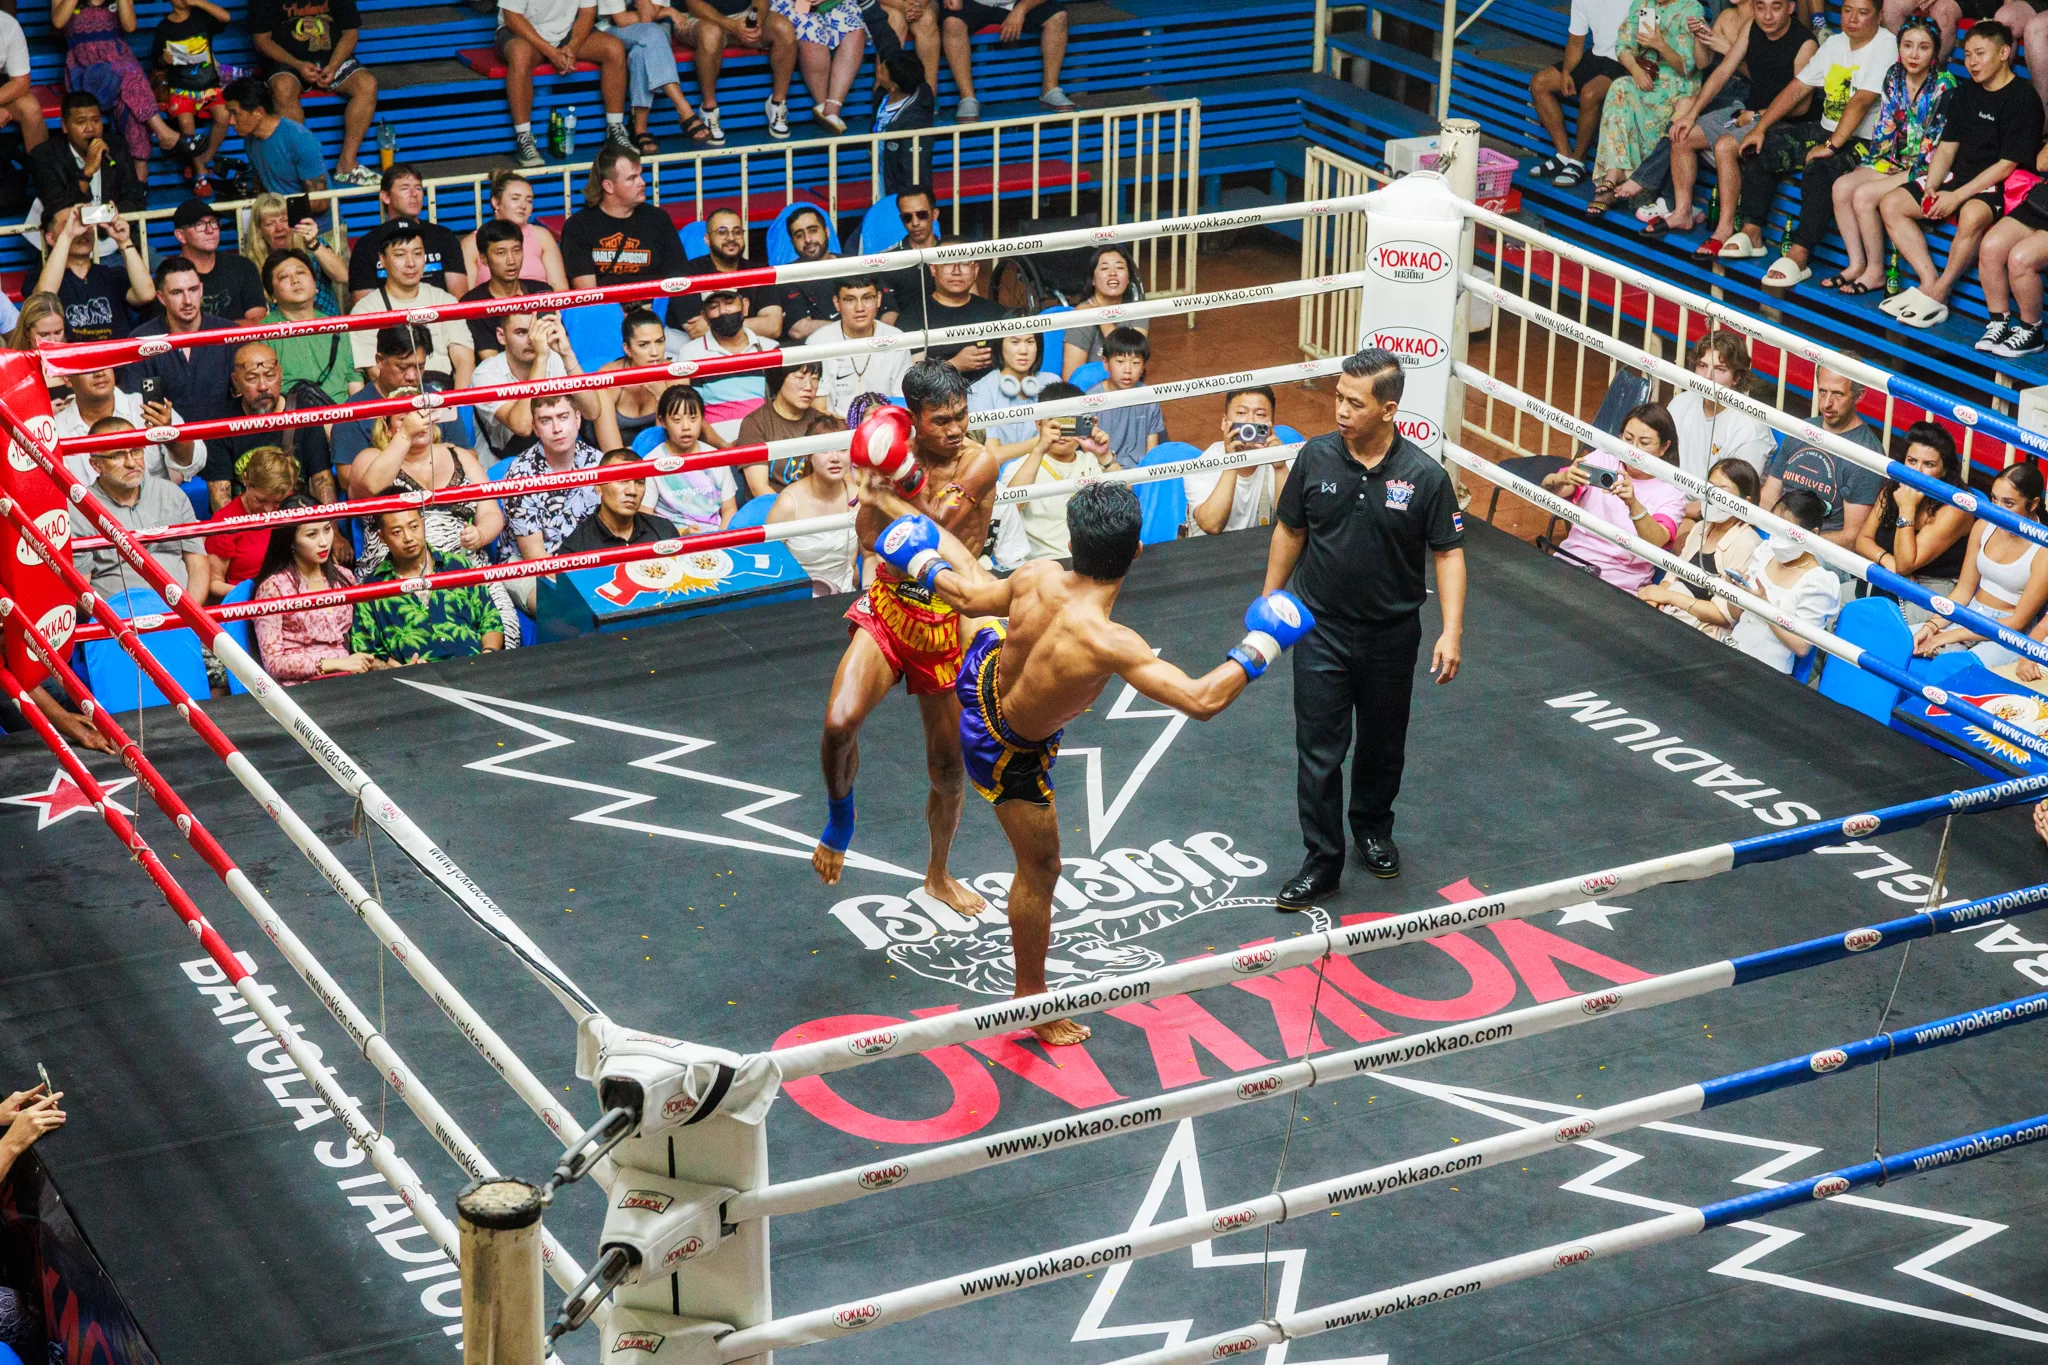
[[1898, 298, 1950, 328], [680, 113, 713, 142], [1812, 274, 1848, 289], [1584, 191, 1618, 217], [1880, 287, 1924, 317], [1717, 235, 1767, 259], [1640, 217, 1672, 239], [1762, 257, 1811, 286], [1836, 281, 1880, 296], [635, 132, 662, 155], [1693, 237, 1727, 259]]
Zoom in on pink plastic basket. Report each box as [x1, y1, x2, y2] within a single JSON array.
[[1419, 147, 1519, 200]]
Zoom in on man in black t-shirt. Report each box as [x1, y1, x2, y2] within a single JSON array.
[[1263, 349, 1466, 911], [562, 146, 689, 295], [878, 183, 940, 323], [556, 450, 678, 552], [247, 0, 382, 185], [34, 205, 153, 344], [348, 164, 469, 300], [460, 217, 556, 359], [1880, 21, 2044, 328], [203, 341, 338, 509], [664, 206, 781, 339], [894, 260, 1007, 379], [167, 197, 266, 323], [769, 206, 841, 342]]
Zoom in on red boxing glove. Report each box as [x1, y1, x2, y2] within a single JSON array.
[[850, 405, 926, 496]]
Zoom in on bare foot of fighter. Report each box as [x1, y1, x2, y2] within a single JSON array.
[[865, 481, 1312, 1053], [925, 871, 990, 918], [812, 842, 846, 885]]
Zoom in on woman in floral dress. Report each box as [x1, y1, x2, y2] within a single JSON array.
[[1587, 0, 1708, 213], [1825, 16, 1953, 293]]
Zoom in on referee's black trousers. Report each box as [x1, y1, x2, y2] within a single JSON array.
[[1292, 613, 1423, 880]]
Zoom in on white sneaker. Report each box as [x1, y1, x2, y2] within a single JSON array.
[[955, 96, 981, 121], [1038, 86, 1076, 110], [765, 98, 790, 139], [702, 106, 726, 146]]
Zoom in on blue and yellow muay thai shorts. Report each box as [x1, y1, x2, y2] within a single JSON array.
[[956, 621, 1062, 806]]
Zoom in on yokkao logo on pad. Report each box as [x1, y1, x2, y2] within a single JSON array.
[[1368, 326, 1448, 367], [1367, 240, 1453, 283]]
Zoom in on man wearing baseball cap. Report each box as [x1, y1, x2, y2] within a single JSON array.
[[166, 196, 266, 323]]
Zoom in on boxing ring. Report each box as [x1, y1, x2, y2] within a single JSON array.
[[4, 162, 2048, 1364]]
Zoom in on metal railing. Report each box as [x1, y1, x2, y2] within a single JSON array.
[[1296, 146, 1389, 360], [1313, 0, 1488, 121], [1463, 208, 2033, 473], [11, 99, 1204, 301]]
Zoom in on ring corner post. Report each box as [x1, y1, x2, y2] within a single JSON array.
[[0, 352, 72, 691], [459, 1177, 547, 1365], [1357, 162, 1466, 493]]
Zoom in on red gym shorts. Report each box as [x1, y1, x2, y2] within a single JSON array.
[[846, 573, 962, 696]]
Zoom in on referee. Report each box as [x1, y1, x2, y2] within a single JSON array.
[[1263, 348, 1466, 912]]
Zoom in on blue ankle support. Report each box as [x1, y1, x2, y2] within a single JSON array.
[[820, 791, 856, 852]]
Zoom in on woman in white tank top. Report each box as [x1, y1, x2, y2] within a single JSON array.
[[1912, 464, 2048, 671], [767, 440, 862, 596]]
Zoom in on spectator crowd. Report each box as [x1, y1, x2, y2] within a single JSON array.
[[1529, 0, 2048, 349]]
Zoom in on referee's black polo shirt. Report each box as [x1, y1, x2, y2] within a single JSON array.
[[1276, 430, 1464, 632]]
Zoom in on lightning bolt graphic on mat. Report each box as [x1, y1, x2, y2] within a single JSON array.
[[1371, 1074, 2048, 1343], [1072, 1118, 1385, 1365], [402, 681, 924, 877]]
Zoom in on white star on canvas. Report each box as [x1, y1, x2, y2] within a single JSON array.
[[1554, 900, 1632, 930]]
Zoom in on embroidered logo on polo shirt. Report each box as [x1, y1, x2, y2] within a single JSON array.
[[1385, 479, 1416, 511]]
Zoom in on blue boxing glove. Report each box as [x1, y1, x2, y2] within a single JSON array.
[[875, 513, 949, 589], [1228, 591, 1314, 679]]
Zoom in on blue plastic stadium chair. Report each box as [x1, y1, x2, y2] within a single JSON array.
[[855, 196, 941, 255], [219, 578, 257, 696], [1276, 425, 1306, 445], [1908, 649, 1978, 686], [82, 586, 209, 712], [562, 301, 627, 370], [1790, 645, 1820, 686], [633, 425, 668, 456], [1818, 597, 1911, 723], [766, 201, 842, 266], [181, 477, 208, 521], [729, 494, 774, 529], [1069, 360, 1108, 394], [682, 219, 709, 259], [487, 455, 518, 482], [1135, 441, 1198, 544]]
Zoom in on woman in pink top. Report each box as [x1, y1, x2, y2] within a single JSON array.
[[459, 171, 569, 291], [250, 503, 382, 683], [1540, 403, 1687, 593]]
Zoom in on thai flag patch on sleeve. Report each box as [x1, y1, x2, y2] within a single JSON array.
[[1452, 510, 1464, 532], [1385, 479, 1415, 511]]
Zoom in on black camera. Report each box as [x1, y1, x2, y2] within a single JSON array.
[[1583, 465, 1620, 491]]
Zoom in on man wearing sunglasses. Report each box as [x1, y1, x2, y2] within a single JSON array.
[[880, 182, 940, 325]]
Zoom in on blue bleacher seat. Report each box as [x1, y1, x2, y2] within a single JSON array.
[[1818, 597, 1912, 724], [855, 196, 942, 256], [1276, 424, 1305, 445], [181, 477, 209, 521], [82, 587, 210, 713], [487, 456, 518, 482], [1070, 361, 1108, 393], [766, 202, 843, 266], [219, 579, 257, 697], [682, 220, 709, 259], [562, 302, 627, 371], [1909, 650, 1979, 687], [1790, 646, 1819, 687], [1135, 441, 1198, 544], [729, 494, 774, 529], [633, 426, 668, 456]]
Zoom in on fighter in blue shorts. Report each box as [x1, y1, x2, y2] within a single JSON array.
[[868, 480, 1313, 1045], [958, 620, 1061, 806]]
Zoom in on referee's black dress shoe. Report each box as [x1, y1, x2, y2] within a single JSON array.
[[1275, 869, 1339, 913], [1358, 837, 1401, 879]]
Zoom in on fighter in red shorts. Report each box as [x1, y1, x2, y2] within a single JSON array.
[[812, 364, 999, 921]]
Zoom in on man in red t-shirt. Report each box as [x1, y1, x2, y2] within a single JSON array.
[[202, 446, 300, 602]]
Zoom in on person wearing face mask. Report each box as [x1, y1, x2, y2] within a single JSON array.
[[1850, 422, 1972, 624], [1911, 462, 2048, 671], [1664, 331, 1776, 489], [665, 206, 781, 340], [1541, 402, 1688, 592], [768, 437, 861, 593], [1725, 488, 1841, 672], [674, 288, 773, 440], [1637, 456, 1765, 640]]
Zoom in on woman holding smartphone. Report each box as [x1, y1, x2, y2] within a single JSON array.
[[1540, 402, 1686, 590]]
